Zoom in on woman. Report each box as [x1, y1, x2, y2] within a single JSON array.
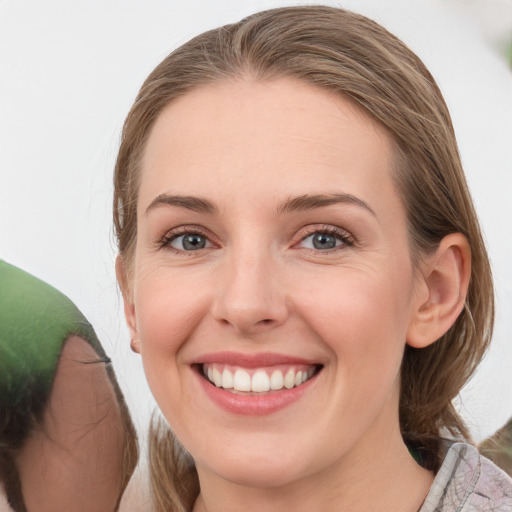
[[113, 5, 512, 511]]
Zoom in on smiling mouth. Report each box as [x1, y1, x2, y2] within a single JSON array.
[[198, 363, 322, 394]]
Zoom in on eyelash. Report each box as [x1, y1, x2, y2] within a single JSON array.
[[157, 224, 355, 254], [296, 225, 355, 252], [158, 226, 214, 254]]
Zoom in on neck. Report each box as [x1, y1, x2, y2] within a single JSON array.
[[193, 428, 433, 512]]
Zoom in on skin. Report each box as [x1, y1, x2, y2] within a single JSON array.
[[15, 336, 126, 512], [118, 78, 470, 512]]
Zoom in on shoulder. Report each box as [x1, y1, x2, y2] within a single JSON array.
[[420, 442, 512, 512]]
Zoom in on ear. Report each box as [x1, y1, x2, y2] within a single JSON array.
[[115, 255, 140, 353], [407, 233, 471, 349]]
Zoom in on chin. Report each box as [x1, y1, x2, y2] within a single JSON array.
[[191, 431, 325, 490], [203, 457, 309, 489]]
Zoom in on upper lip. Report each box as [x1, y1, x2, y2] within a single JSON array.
[[194, 351, 320, 368]]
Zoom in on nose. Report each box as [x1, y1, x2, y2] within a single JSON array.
[[211, 249, 289, 336]]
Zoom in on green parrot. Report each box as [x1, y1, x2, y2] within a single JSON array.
[[0, 260, 137, 512]]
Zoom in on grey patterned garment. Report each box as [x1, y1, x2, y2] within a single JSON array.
[[420, 442, 512, 511]]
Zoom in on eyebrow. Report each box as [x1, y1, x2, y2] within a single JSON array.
[[144, 192, 376, 217], [145, 194, 217, 215], [277, 193, 376, 216]]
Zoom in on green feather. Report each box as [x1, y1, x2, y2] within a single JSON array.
[[0, 260, 106, 410]]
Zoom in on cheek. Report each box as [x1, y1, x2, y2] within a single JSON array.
[[298, 265, 413, 343], [132, 267, 211, 399], [295, 265, 414, 391], [134, 264, 208, 347]]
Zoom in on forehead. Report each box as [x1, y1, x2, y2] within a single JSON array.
[[138, 78, 401, 219]]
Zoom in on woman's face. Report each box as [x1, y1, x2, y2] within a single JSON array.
[[124, 78, 425, 487]]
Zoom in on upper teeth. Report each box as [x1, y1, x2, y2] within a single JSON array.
[[203, 364, 316, 393]]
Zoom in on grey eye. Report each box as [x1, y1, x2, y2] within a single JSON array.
[[312, 233, 337, 249], [171, 234, 208, 250], [300, 232, 344, 250]]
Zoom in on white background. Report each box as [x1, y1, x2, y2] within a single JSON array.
[[1, 0, 511, 453]]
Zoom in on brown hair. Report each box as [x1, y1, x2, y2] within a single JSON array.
[[113, 6, 494, 510]]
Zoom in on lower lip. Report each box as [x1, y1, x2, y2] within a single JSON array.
[[195, 368, 319, 416]]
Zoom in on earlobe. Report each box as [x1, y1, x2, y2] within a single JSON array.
[[407, 233, 471, 349], [115, 255, 139, 350], [130, 338, 140, 354]]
